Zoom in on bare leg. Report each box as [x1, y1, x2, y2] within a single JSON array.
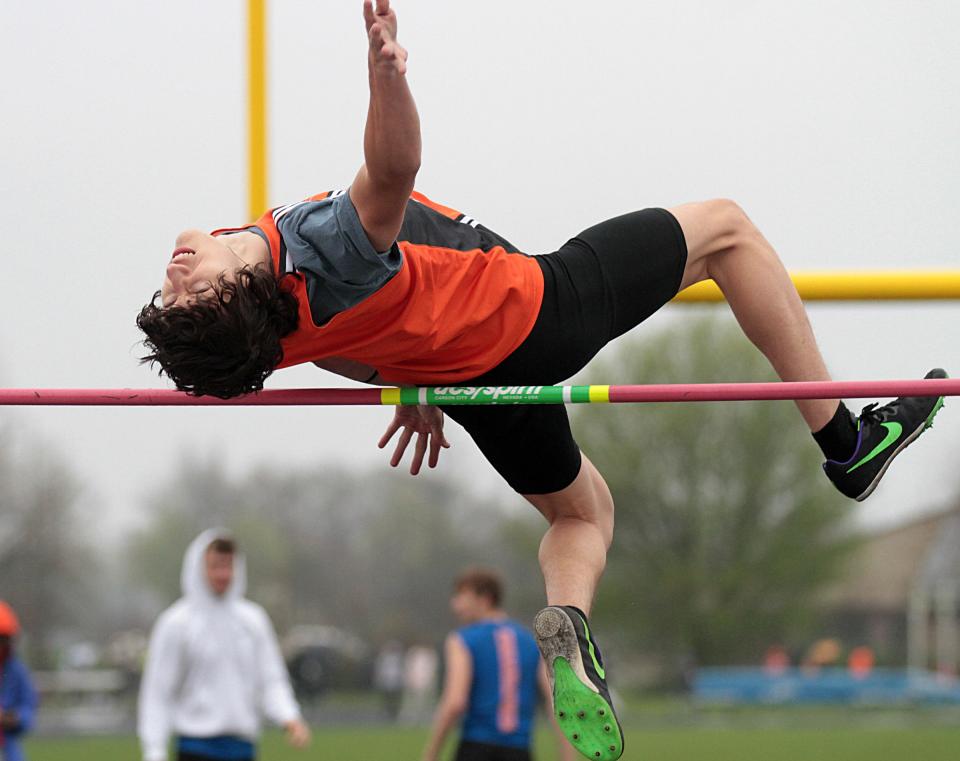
[[524, 454, 613, 615], [669, 199, 838, 431], [525, 200, 836, 616]]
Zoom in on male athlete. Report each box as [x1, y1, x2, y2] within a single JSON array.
[[137, 2, 947, 759], [423, 568, 574, 761]]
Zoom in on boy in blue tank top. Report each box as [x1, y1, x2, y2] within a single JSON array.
[[422, 569, 574, 761]]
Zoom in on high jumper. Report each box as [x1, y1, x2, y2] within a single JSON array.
[[135, 2, 948, 759]]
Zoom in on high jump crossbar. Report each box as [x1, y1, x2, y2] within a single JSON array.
[[1, 379, 956, 407], [675, 271, 960, 302]]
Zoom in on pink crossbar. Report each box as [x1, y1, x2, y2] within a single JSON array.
[[0, 379, 956, 406]]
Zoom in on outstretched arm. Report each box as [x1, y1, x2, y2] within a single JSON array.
[[344, 3, 445, 473], [350, 0, 421, 252]]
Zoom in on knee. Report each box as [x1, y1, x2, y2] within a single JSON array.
[[529, 456, 615, 543], [544, 485, 614, 533], [549, 507, 614, 551], [706, 198, 755, 246], [701, 199, 774, 279], [549, 491, 614, 541]]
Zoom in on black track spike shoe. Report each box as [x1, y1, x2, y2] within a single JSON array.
[[824, 368, 948, 501]]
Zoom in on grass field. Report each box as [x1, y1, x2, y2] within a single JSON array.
[[24, 724, 960, 761]]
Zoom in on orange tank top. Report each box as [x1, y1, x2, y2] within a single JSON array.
[[239, 191, 544, 385]]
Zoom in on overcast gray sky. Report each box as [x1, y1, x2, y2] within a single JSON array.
[[1, 0, 958, 536]]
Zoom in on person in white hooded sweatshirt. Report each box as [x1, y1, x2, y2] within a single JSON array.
[[138, 530, 311, 761]]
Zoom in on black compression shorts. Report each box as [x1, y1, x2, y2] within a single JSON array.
[[454, 740, 532, 761], [442, 208, 688, 494]]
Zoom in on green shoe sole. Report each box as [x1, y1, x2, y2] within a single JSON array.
[[553, 657, 623, 761]]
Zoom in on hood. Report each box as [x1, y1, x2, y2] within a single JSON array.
[[180, 528, 248, 605]]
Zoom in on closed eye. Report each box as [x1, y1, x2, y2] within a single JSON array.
[[162, 285, 211, 310]]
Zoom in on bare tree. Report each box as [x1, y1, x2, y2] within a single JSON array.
[[0, 424, 97, 666], [125, 461, 544, 644]]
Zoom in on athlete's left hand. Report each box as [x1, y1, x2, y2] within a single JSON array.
[[379, 404, 451, 475]]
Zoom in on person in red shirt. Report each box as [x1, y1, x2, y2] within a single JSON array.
[[0, 601, 39, 761], [137, 3, 946, 759]]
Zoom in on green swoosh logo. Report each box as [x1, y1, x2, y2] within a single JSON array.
[[846, 422, 903, 474], [577, 613, 605, 680]]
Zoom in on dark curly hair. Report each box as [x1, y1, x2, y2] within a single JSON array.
[[137, 266, 300, 398]]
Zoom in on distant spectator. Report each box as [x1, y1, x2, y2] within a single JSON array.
[[848, 646, 875, 679], [763, 644, 790, 676], [374, 640, 406, 721], [422, 567, 573, 761], [802, 638, 842, 673], [400, 644, 439, 725], [0, 600, 39, 761], [138, 530, 310, 761]]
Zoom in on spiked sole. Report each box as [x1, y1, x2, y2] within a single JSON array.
[[854, 394, 946, 502], [534, 608, 624, 761], [553, 659, 623, 760]]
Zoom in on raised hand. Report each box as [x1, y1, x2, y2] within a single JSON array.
[[363, 0, 408, 75], [378, 405, 451, 475]]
